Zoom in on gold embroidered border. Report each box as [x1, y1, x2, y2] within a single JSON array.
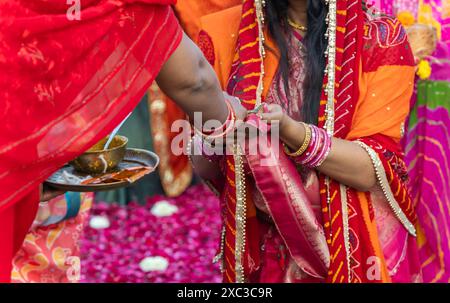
[[213, 225, 226, 274], [254, 0, 266, 108], [339, 184, 352, 282], [324, 0, 337, 136], [233, 145, 247, 283], [355, 141, 416, 236]]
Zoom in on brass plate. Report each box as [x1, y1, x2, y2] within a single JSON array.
[[45, 148, 159, 192]]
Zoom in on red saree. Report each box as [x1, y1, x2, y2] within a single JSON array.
[[0, 0, 182, 282]]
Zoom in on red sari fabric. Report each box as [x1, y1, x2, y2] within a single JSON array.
[[0, 0, 182, 281]]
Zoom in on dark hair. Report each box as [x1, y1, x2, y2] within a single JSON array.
[[265, 0, 328, 125]]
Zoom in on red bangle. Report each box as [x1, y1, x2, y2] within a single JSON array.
[[206, 98, 236, 139], [195, 96, 237, 141], [198, 103, 231, 135]]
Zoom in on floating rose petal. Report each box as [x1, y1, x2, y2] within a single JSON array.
[[139, 256, 169, 272], [150, 200, 178, 217], [89, 215, 110, 229], [81, 184, 222, 283]]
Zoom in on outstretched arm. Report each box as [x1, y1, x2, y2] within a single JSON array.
[[156, 33, 245, 124], [156, 33, 244, 182]]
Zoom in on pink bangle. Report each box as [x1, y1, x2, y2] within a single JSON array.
[[314, 137, 332, 167], [302, 125, 320, 164], [308, 128, 332, 168], [306, 127, 326, 167], [288, 124, 332, 168]]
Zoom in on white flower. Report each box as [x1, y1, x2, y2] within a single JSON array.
[[89, 216, 110, 229], [151, 200, 178, 217], [139, 256, 169, 272]]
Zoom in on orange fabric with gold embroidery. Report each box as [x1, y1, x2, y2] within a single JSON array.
[[348, 66, 415, 141]]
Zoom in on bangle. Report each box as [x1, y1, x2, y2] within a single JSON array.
[[308, 128, 332, 167], [283, 122, 311, 157], [195, 97, 236, 141], [207, 99, 235, 138], [301, 125, 320, 164], [287, 124, 332, 168], [314, 138, 332, 167]]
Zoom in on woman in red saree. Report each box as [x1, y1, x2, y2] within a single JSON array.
[[192, 0, 422, 282], [0, 0, 246, 282]]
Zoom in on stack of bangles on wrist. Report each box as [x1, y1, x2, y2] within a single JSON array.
[[189, 96, 238, 161], [283, 122, 332, 168]]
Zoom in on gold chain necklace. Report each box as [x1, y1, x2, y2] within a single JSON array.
[[287, 17, 308, 32]]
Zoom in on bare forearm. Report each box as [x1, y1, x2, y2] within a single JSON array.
[[156, 34, 228, 124], [190, 154, 222, 180], [280, 116, 376, 191]]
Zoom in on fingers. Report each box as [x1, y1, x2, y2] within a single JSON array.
[[265, 104, 281, 112], [41, 190, 65, 202], [40, 184, 66, 202], [259, 112, 280, 122], [259, 104, 283, 123], [226, 94, 248, 121]]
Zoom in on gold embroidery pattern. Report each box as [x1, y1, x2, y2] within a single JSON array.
[[233, 145, 247, 283], [339, 184, 352, 282], [356, 141, 417, 236]]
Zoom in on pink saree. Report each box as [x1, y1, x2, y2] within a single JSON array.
[[379, 0, 450, 282]]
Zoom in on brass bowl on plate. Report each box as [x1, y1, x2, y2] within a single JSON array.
[[70, 135, 128, 174]]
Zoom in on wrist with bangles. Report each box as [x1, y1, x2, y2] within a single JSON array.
[[194, 96, 237, 144], [190, 96, 239, 160], [283, 122, 332, 168]]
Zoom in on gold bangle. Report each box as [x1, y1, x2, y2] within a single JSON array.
[[283, 122, 311, 157]]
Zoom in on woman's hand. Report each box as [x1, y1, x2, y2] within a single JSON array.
[[40, 184, 65, 202], [259, 103, 291, 133], [224, 92, 247, 122], [260, 105, 377, 191]]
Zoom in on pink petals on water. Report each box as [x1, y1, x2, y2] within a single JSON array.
[[80, 184, 222, 283]]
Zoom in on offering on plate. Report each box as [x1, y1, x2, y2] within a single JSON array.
[[69, 135, 155, 186], [46, 141, 160, 192], [406, 24, 438, 60], [70, 135, 128, 174], [81, 166, 156, 185]]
